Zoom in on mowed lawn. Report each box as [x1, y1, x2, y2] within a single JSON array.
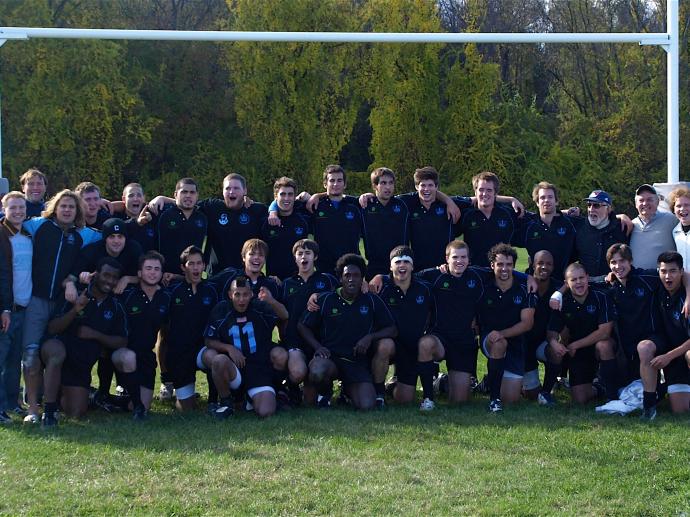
[[2, 248, 690, 515]]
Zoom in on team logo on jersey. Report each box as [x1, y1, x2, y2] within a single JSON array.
[[202, 296, 212, 305], [159, 305, 168, 314], [295, 226, 305, 236], [498, 219, 508, 229], [557, 227, 567, 236], [435, 207, 445, 216], [331, 308, 339, 315], [345, 211, 355, 220], [513, 295, 522, 305], [169, 220, 177, 228], [467, 280, 476, 288], [471, 221, 477, 228], [147, 228, 155, 237], [175, 297, 182, 305], [635, 288, 645, 297], [103, 310, 113, 320], [239, 213, 250, 225], [269, 229, 277, 236], [370, 207, 376, 213], [359, 305, 369, 315], [66, 234, 76, 245], [195, 219, 204, 228], [586, 305, 596, 314], [318, 211, 326, 217], [673, 311, 681, 321], [442, 281, 450, 288], [416, 295, 425, 304], [533, 231, 540, 238], [218, 213, 229, 226], [388, 297, 396, 305], [393, 204, 401, 213], [288, 287, 295, 294], [486, 299, 493, 305], [131, 306, 139, 313], [315, 281, 325, 290], [412, 212, 420, 219]]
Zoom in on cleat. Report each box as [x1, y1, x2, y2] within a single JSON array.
[[132, 406, 148, 422], [276, 390, 292, 411], [537, 392, 556, 407], [473, 375, 489, 395], [158, 382, 174, 401], [488, 398, 503, 413], [115, 385, 128, 398], [316, 394, 331, 409], [41, 411, 58, 428], [214, 405, 234, 420], [375, 397, 386, 410], [10, 405, 27, 417], [419, 398, 436, 412], [245, 394, 254, 412], [23, 413, 39, 424], [206, 402, 220, 416], [640, 406, 657, 421], [92, 392, 120, 413]]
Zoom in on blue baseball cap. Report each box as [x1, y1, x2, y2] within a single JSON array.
[[584, 190, 612, 206]]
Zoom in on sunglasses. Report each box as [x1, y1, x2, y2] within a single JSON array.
[[587, 202, 606, 209]]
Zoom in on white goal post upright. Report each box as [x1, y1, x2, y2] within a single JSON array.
[[0, 0, 680, 186]]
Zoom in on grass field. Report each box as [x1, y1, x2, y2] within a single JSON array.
[[3, 248, 690, 515]]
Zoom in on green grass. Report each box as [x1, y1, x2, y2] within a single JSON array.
[[2, 374, 690, 516]]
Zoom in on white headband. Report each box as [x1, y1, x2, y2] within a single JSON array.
[[391, 255, 414, 267]]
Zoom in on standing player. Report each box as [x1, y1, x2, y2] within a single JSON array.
[[203, 276, 288, 419], [75, 182, 111, 230], [122, 183, 157, 252], [298, 254, 397, 410], [260, 177, 311, 280], [119, 251, 172, 417], [637, 252, 690, 419], [629, 184, 677, 270], [478, 243, 536, 412], [545, 263, 618, 404], [19, 168, 48, 218], [281, 239, 337, 405], [668, 187, 690, 266]]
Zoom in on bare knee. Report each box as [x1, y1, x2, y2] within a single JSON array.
[[270, 347, 288, 370], [375, 339, 395, 360], [637, 340, 656, 362], [212, 353, 231, 373], [41, 339, 65, 367], [595, 339, 615, 360], [113, 349, 136, 373]]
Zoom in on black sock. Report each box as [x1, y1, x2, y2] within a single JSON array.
[[44, 401, 58, 414], [120, 371, 143, 410], [599, 358, 619, 400], [160, 371, 172, 385], [318, 383, 333, 400], [97, 357, 115, 395], [542, 361, 560, 394], [643, 390, 657, 409], [272, 368, 287, 392], [418, 361, 435, 400], [374, 382, 385, 398], [487, 357, 505, 400], [219, 395, 232, 408], [207, 372, 218, 404]]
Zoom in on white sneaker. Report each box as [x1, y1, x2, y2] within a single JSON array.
[[159, 382, 174, 401], [23, 413, 39, 424], [419, 398, 436, 411]]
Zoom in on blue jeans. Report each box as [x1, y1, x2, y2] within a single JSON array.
[[0, 310, 24, 412]]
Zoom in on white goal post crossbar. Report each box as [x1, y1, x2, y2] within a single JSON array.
[[0, 0, 680, 184]]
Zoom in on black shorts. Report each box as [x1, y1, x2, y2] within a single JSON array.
[[434, 333, 478, 374], [647, 335, 690, 386], [394, 339, 418, 386], [241, 359, 275, 391], [333, 356, 372, 385], [565, 346, 598, 387], [59, 337, 101, 389], [167, 342, 202, 390]]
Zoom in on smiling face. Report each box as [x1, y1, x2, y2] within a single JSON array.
[[532, 251, 554, 281], [94, 264, 121, 296], [674, 195, 690, 226], [635, 191, 658, 221], [609, 252, 632, 282], [475, 179, 496, 209], [4, 197, 26, 228], [105, 234, 126, 256], [139, 258, 163, 287], [276, 186, 295, 214], [390, 257, 412, 283], [22, 176, 46, 203], [415, 179, 437, 204], [243, 248, 266, 275], [446, 247, 469, 277], [55, 196, 77, 226], [491, 253, 514, 283], [324, 172, 345, 198], [537, 188, 557, 216], [294, 247, 316, 274], [123, 185, 145, 217], [223, 178, 246, 210]]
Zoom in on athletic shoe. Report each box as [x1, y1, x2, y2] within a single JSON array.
[[41, 411, 58, 428], [23, 413, 39, 424], [384, 376, 398, 397], [433, 373, 448, 395], [336, 392, 351, 407], [245, 395, 254, 412], [115, 385, 128, 397], [473, 375, 490, 395], [592, 379, 607, 399], [537, 392, 556, 407], [9, 405, 27, 417], [159, 382, 174, 401], [214, 404, 234, 420], [469, 376, 479, 391], [640, 406, 657, 421], [375, 396, 386, 410], [92, 392, 119, 413], [276, 390, 292, 411], [316, 394, 332, 409], [206, 402, 220, 416], [488, 398, 503, 413], [557, 376, 570, 390], [419, 398, 436, 412], [132, 406, 148, 422], [0, 411, 12, 424]]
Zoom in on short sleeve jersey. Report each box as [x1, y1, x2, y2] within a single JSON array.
[[653, 288, 689, 349], [301, 291, 395, 359], [459, 203, 519, 268], [260, 211, 311, 280], [209, 268, 282, 303], [399, 193, 470, 271], [124, 217, 156, 252], [378, 277, 432, 348], [119, 286, 172, 353], [548, 289, 616, 342], [281, 271, 337, 349], [205, 299, 277, 365], [417, 267, 486, 344], [164, 280, 219, 350], [155, 204, 208, 273], [515, 213, 577, 279], [525, 278, 563, 347], [53, 292, 128, 341], [198, 198, 268, 271], [478, 279, 537, 336], [311, 196, 362, 273], [361, 196, 409, 277]]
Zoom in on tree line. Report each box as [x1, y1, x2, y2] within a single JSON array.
[[0, 0, 687, 213]]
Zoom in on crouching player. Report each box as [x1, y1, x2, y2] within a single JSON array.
[[281, 239, 337, 405], [204, 276, 289, 419], [637, 252, 690, 419], [298, 254, 397, 410], [376, 246, 437, 410], [546, 262, 618, 404], [40, 258, 131, 425]]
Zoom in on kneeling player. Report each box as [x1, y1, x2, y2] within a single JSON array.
[[298, 254, 397, 410], [546, 262, 618, 404], [637, 252, 690, 419], [40, 258, 132, 424], [204, 276, 288, 418]]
